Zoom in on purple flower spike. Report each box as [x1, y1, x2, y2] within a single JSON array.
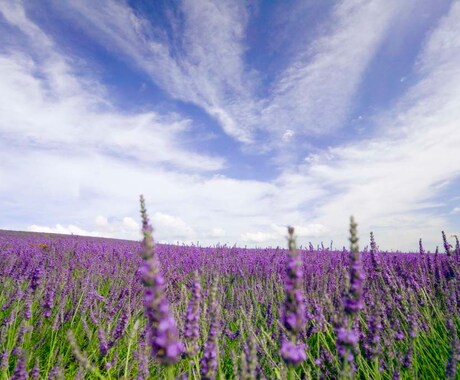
[[112, 310, 129, 343], [369, 232, 381, 272], [336, 217, 363, 376], [442, 231, 452, 256], [30, 358, 40, 379], [98, 328, 109, 357], [344, 218, 364, 317], [446, 319, 460, 379], [280, 339, 307, 366], [184, 271, 202, 356], [200, 281, 220, 380], [11, 349, 27, 380], [280, 227, 306, 366], [30, 266, 43, 292], [42, 285, 55, 319], [419, 238, 425, 255], [139, 195, 184, 365]]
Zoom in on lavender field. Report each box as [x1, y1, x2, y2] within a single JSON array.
[[0, 201, 459, 379]]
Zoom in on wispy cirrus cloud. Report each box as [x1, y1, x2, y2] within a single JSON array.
[[52, 0, 417, 150], [261, 0, 417, 144], [0, 1, 224, 172], [289, 1, 460, 249], [56, 0, 258, 143]]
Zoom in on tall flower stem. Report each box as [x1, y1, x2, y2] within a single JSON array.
[[139, 195, 184, 366], [336, 216, 364, 378], [280, 226, 307, 367]]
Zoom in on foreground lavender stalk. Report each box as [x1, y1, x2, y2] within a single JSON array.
[[369, 232, 381, 272], [344, 218, 364, 317], [336, 216, 364, 375], [11, 349, 26, 380], [280, 226, 307, 366], [200, 281, 220, 380], [139, 195, 184, 365], [446, 318, 460, 379], [184, 270, 202, 356]]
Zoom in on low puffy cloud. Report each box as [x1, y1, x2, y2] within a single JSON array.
[[29, 224, 99, 237], [241, 223, 328, 245], [28, 216, 141, 240], [451, 207, 460, 215], [152, 212, 195, 240], [209, 228, 226, 238]]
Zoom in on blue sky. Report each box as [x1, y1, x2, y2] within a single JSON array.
[[1, 0, 460, 251]]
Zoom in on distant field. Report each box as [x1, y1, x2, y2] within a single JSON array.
[[0, 223, 458, 379]]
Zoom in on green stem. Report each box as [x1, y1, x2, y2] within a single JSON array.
[[166, 365, 174, 380]]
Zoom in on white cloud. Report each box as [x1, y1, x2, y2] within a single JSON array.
[[152, 212, 195, 240], [95, 215, 108, 226], [281, 129, 295, 142], [122, 217, 139, 231], [240, 231, 274, 244], [451, 207, 460, 215], [44, 0, 420, 156], [261, 0, 416, 144], [28, 224, 99, 237], [0, 2, 224, 172], [287, 1, 460, 250], [241, 223, 328, 245], [209, 228, 226, 238], [55, 0, 257, 143]]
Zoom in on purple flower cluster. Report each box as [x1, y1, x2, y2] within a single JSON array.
[[200, 281, 220, 380], [336, 217, 364, 374], [445, 318, 460, 379], [42, 283, 55, 318], [344, 218, 364, 317], [280, 226, 306, 366], [184, 270, 202, 356], [139, 195, 184, 365], [369, 232, 381, 272]]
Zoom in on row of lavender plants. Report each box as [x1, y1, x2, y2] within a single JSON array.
[[0, 198, 459, 379]]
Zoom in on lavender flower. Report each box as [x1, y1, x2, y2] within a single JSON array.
[[280, 338, 307, 367], [42, 284, 55, 318], [139, 195, 184, 365], [30, 358, 40, 379], [200, 281, 220, 380], [454, 235, 460, 257], [67, 330, 94, 373], [242, 323, 258, 380], [442, 231, 452, 256], [30, 265, 43, 292], [98, 328, 109, 357], [184, 271, 202, 356], [336, 217, 364, 375], [364, 313, 382, 361], [112, 310, 129, 343], [344, 218, 364, 316], [442, 231, 457, 282], [0, 351, 9, 372], [280, 227, 306, 366], [336, 327, 359, 361], [23, 292, 32, 320], [10, 349, 26, 380], [419, 238, 425, 255], [369, 232, 381, 272], [446, 319, 460, 379]]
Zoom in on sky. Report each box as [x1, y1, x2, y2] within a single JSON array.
[[1, 0, 460, 251]]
